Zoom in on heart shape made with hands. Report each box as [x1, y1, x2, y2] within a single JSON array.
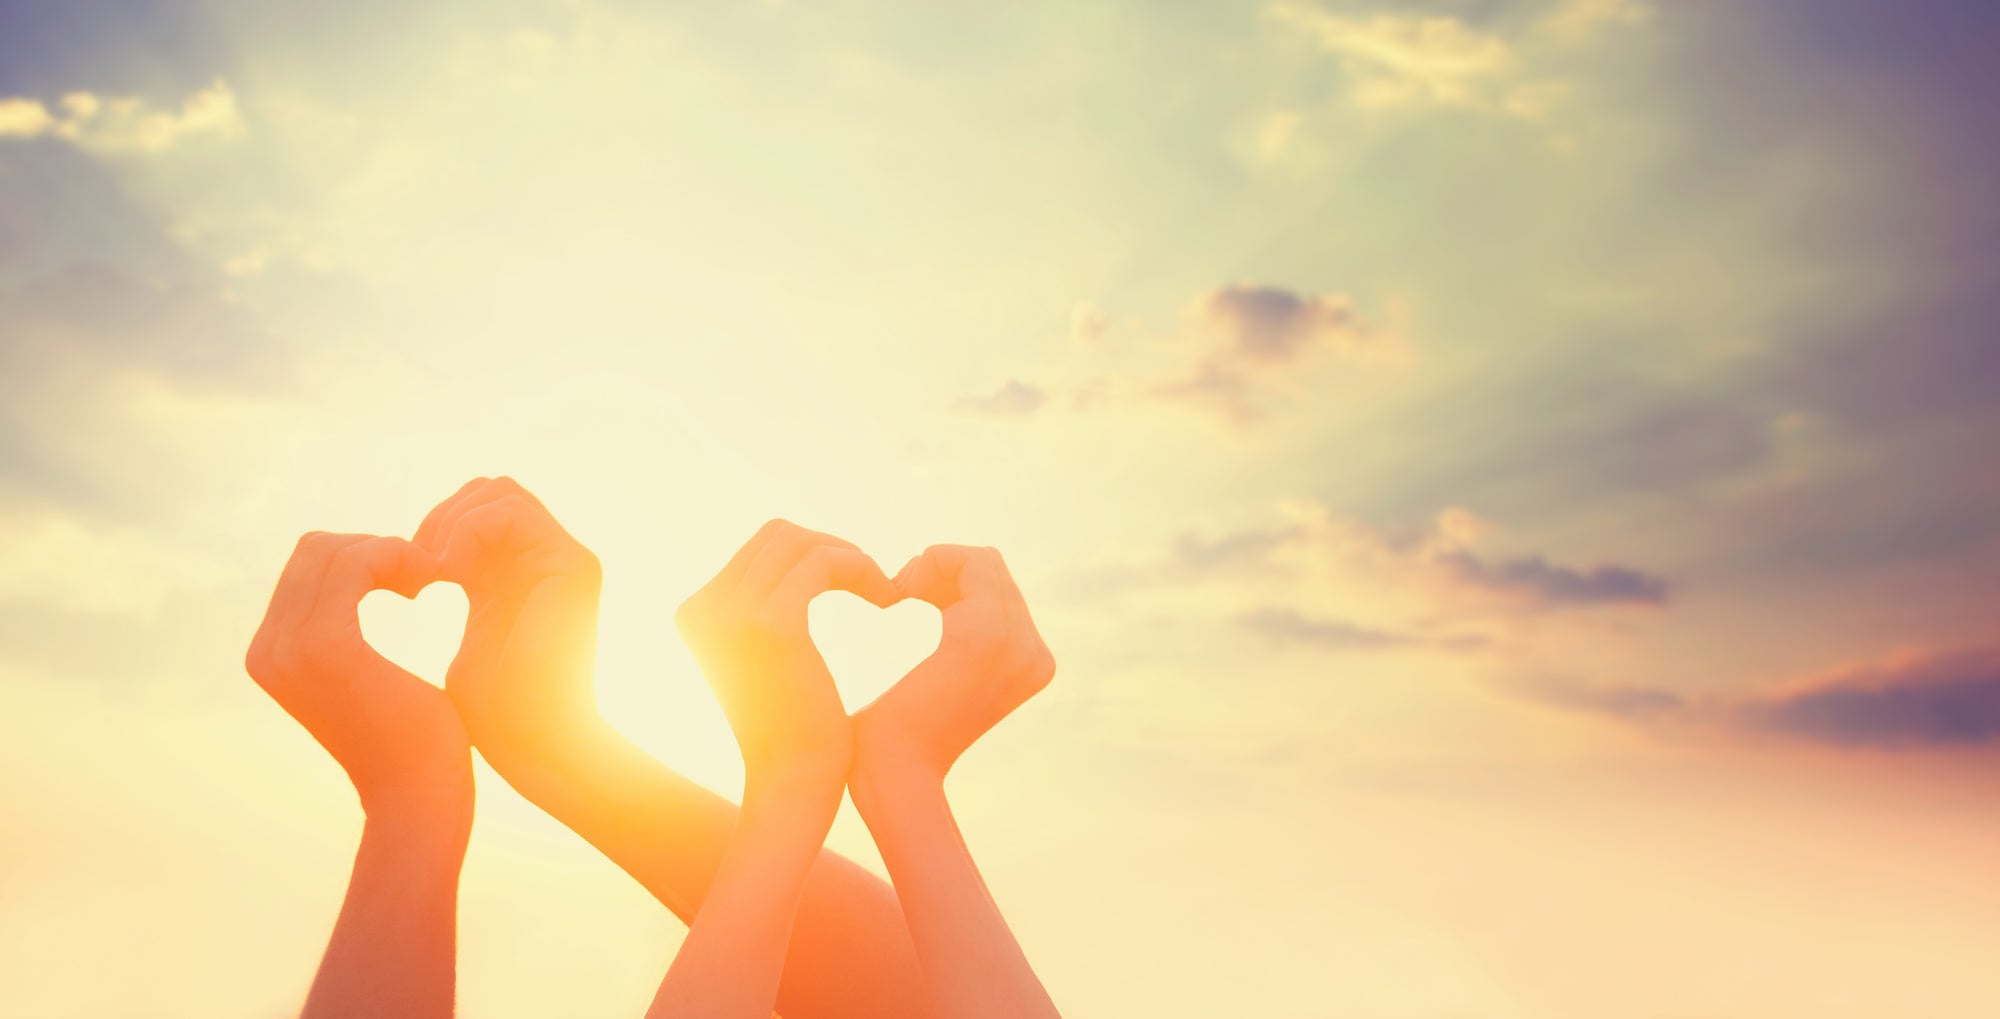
[[358, 581, 469, 687], [354, 565, 942, 709], [808, 591, 943, 710]]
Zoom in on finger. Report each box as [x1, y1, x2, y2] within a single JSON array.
[[414, 477, 491, 551], [980, 547, 1038, 633], [438, 495, 532, 586], [738, 523, 861, 597], [279, 531, 374, 620], [415, 475, 553, 555], [900, 544, 1036, 627], [707, 518, 804, 593], [895, 544, 990, 608], [249, 531, 368, 668], [770, 545, 899, 613], [323, 536, 441, 609]]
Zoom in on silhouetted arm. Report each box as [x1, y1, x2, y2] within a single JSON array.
[[852, 545, 1062, 1019], [647, 520, 897, 1016], [644, 521, 894, 1015], [418, 479, 931, 1019], [246, 532, 474, 1019], [304, 800, 470, 1019]]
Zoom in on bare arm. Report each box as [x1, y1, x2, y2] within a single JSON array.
[[649, 520, 898, 1016], [246, 532, 475, 1019], [306, 802, 470, 1019], [852, 545, 1062, 1019], [418, 479, 931, 1019]]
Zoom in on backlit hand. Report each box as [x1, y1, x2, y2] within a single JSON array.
[[676, 520, 899, 781], [854, 545, 1055, 783], [245, 532, 472, 818], [414, 476, 603, 751]]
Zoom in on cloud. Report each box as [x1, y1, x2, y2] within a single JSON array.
[[1267, 5, 1515, 112], [1070, 302, 1110, 346], [1434, 550, 1669, 606], [959, 283, 1374, 427], [1538, 0, 1653, 45], [954, 379, 1048, 417], [1505, 646, 2000, 751], [1266, 0, 1651, 126], [0, 260, 292, 517], [1196, 285, 1360, 363], [1152, 284, 1369, 424], [0, 81, 243, 153], [1496, 672, 1688, 719], [1741, 647, 2000, 749], [1167, 501, 1666, 611], [1240, 607, 1489, 654]]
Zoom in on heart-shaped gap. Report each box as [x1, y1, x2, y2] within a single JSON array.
[[358, 582, 469, 687], [809, 593, 941, 711]]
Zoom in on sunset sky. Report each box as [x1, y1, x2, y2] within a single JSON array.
[[3, 0, 1999, 1015]]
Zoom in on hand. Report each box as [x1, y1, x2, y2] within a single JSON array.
[[245, 532, 473, 819], [675, 520, 899, 783], [414, 476, 603, 751], [854, 545, 1055, 784]]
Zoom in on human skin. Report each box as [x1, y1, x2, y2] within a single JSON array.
[[850, 544, 1063, 1019], [647, 520, 901, 1017], [415, 478, 932, 1019], [245, 532, 474, 1019]]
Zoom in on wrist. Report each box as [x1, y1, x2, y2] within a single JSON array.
[[848, 744, 947, 821], [359, 769, 475, 843], [851, 713, 949, 792]]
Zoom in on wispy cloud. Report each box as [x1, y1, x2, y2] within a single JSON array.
[[1240, 607, 1489, 654], [955, 378, 1048, 417], [962, 283, 1378, 427], [1162, 501, 1667, 612], [1151, 285, 1368, 424], [0, 81, 243, 153], [1267, 5, 1518, 113], [1506, 646, 2000, 751], [1264, 0, 1650, 128]]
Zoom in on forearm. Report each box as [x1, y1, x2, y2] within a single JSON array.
[[852, 761, 1058, 1019], [302, 802, 471, 1019], [479, 719, 934, 1019], [648, 767, 843, 1018]]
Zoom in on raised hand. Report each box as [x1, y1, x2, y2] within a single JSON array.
[[849, 544, 1062, 1019], [245, 532, 472, 1019], [675, 518, 900, 779], [416, 482, 936, 1019], [651, 520, 899, 1018], [246, 531, 471, 817], [414, 476, 603, 751], [854, 545, 1056, 783]]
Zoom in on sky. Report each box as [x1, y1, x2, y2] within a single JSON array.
[[2, 0, 1999, 1015]]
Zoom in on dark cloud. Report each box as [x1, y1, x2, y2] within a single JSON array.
[[1495, 673, 1690, 720], [0, 143, 294, 518], [1163, 508, 1666, 611], [1154, 284, 1366, 424], [954, 378, 1047, 417], [1196, 285, 1360, 364], [1239, 607, 1488, 654], [1502, 646, 2000, 751], [1741, 647, 2000, 749], [1435, 550, 1669, 606]]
